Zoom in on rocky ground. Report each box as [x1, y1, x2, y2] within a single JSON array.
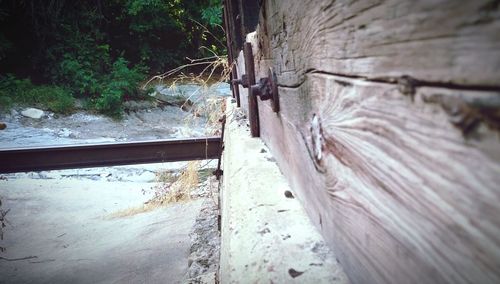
[[0, 83, 229, 283]]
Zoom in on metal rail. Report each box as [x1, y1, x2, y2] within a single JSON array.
[[0, 137, 220, 173]]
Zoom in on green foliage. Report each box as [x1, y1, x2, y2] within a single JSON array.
[[108, 57, 147, 97], [49, 29, 111, 96], [56, 56, 102, 96], [201, 0, 223, 27], [0, 75, 35, 104], [29, 86, 74, 114], [0, 75, 74, 114], [95, 88, 123, 118], [0, 92, 13, 111], [92, 57, 147, 117], [0, 0, 225, 117]]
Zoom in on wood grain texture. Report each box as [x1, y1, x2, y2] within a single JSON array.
[[258, 0, 500, 87], [256, 71, 500, 284], [231, 0, 500, 283]]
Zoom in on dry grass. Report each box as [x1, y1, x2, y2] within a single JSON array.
[[142, 53, 231, 93], [106, 203, 160, 219], [157, 161, 200, 204], [107, 161, 202, 219], [142, 50, 230, 132], [155, 169, 178, 184], [189, 95, 227, 136], [109, 49, 229, 219]]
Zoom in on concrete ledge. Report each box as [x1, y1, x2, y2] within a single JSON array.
[[220, 101, 349, 283]]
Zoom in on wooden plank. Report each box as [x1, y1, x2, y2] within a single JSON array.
[[257, 0, 500, 87], [253, 72, 500, 284], [231, 2, 500, 282]]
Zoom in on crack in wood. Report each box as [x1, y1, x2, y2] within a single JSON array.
[[278, 69, 500, 135], [282, 69, 500, 92]]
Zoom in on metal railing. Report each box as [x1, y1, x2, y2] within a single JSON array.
[[0, 137, 220, 173]]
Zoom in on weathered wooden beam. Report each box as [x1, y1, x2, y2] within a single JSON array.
[[261, 0, 500, 88], [256, 73, 500, 284], [231, 0, 500, 283]]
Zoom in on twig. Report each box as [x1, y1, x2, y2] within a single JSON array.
[[190, 19, 226, 47], [199, 46, 218, 58], [186, 55, 221, 63]]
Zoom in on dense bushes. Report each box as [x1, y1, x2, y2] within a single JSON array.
[[94, 57, 148, 117], [0, 0, 224, 117], [0, 57, 147, 117], [0, 75, 74, 114]]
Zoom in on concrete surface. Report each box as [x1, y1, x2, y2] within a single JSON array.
[[219, 101, 350, 283], [0, 178, 203, 284]]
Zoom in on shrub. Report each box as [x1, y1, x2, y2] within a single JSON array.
[[90, 57, 147, 117], [0, 75, 74, 114], [0, 75, 32, 109], [57, 57, 102, 96], [29, 86, 74, 114], [1, 57, 148, 118], [0, 93, 13, 111], [95, 88, 123, 118], [108, 57, 147, 98], [0, 75, 32, 101], [49, 33, 110, 97]]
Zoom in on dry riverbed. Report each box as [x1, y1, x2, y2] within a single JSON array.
[[0, 83, 229, 283]]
